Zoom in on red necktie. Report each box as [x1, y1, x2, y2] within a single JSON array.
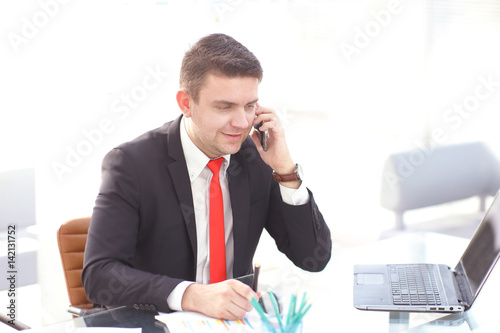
[[207, 158, 226, 283]]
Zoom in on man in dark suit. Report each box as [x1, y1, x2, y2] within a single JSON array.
[[82, 33, 331, 320]]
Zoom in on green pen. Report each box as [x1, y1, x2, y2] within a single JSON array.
[[268, 291, 284, 331], [251, 297, 276, 333], [297, 292, 307, 314], [286, 294, 297, 325], [291, 303, 312, 324]]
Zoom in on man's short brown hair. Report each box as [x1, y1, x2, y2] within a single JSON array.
[[180, 33, 263, 102]]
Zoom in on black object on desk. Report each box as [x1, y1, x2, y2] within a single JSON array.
[[81, 307, 167, 333]]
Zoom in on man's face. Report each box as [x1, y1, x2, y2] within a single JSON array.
[[184, 74, 259, 159]]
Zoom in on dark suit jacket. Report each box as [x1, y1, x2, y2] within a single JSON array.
[[82, 115, 331, 313]]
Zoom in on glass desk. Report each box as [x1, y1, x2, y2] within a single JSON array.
[[35, 232, 500, 332], [296, 232, 500, 332], [28, 307, 166, 332]]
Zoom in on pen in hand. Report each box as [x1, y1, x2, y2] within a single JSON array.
[[252, 263, 261, 292]]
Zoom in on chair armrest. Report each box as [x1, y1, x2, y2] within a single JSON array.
[[0, 312, 30, 331], [68, 306, 107, 317]]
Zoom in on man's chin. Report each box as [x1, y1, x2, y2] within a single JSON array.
[[218, 141, 246, 156], [215, 132, 251, 156]]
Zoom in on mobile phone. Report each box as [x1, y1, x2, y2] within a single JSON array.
[[254, 121, 268, 151]]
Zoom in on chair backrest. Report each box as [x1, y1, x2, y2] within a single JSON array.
[[381, 141, 500, 212], [0, 168, 35, 232], [57, 217, 94, 310], [380, 141, 500, 229]]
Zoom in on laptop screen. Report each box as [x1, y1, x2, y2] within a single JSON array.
[[457, 192, 500, 301]]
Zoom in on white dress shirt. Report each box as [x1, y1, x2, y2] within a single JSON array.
[[166, 117, 310, 310]]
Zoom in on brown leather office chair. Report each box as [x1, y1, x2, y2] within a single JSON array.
[[57, 217, 105, 316]]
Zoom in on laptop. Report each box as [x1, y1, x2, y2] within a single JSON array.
[[353, 191, 500, 313]]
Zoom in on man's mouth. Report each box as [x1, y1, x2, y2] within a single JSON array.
[[222, 133, 243, 141]]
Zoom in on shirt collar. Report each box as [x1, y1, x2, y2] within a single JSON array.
[[180, 116, 231, 182]]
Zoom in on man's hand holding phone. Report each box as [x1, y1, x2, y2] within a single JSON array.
[[250, 105, 301, 189], [253, 121, 268, 152]]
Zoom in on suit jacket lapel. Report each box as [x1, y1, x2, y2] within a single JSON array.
[[164, 116, 197, 267], [228, 149, 251, 277]]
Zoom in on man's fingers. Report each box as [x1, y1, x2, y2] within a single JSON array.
[[254, 105, 276, 123], [182, 280, 259, 321], [229, 279, 258, 300], [230, 280, 258, 313], [212, 280, 257, 320], [250, 130, 265, 151], [226, 302, 250, 320], [253, 112, 275, 128]]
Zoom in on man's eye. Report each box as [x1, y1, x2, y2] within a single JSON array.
[[245, 104, 256, 110]]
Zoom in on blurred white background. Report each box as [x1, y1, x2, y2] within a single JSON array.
[[1, 0, 500, 328]]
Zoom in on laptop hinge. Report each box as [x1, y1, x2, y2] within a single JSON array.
[[453, 270, 472, 309]]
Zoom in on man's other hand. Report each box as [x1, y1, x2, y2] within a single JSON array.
[[181, 279, 259, 320]]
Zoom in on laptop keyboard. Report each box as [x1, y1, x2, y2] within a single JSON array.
[[389, 264, 442, 306]]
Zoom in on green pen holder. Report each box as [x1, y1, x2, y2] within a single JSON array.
[[261, 316, 302, 333]]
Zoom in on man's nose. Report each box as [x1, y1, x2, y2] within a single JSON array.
[[231, 108, 251, 128]]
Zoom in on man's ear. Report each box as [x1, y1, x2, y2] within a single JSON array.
[[176, 89, 192, 117]]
